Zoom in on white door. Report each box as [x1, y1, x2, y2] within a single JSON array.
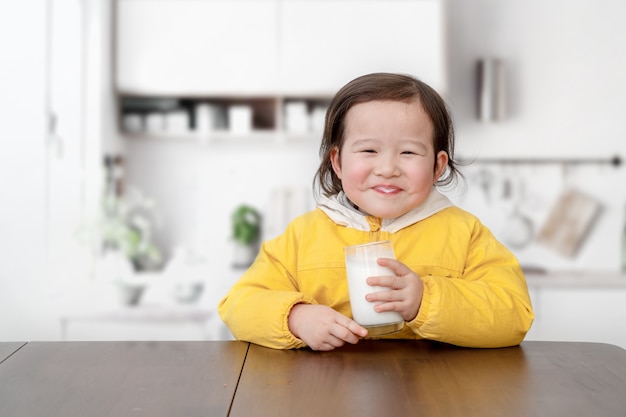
[[46, 0, 91, 285], [0, 1, 49, 337], [0, 0, 96, 340]]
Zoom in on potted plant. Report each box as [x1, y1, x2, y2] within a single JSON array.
[[92, 187, 163, 305], [231, 204, 262, 268], [100, 188, 162, 272]]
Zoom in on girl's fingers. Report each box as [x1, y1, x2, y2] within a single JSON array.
[[377, 257, 412, 276]]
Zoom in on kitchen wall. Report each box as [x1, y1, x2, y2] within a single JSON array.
[[123, 0, 626, 274], [448, 0, 626, 159], [445, 0, 626, 271], [124, 139, 320, 264]]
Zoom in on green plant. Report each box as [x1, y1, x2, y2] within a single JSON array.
[[231, 204, 261, 246], [100, 188, 162, 271]]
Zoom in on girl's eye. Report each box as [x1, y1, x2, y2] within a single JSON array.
[[361, 149, 376, 153], [402, 151, 417, 155]]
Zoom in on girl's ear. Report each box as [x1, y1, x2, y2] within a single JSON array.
[[434, 150, 449, 182], [330, 147, 342, 179]]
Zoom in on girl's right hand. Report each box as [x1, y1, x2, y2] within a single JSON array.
[[288, 304, 368, 351]]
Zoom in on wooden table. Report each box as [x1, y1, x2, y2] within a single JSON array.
[[234, 340, 626, 417], [0, 342, 25, 363], [0, 341, 248, 417], [1, 340, 625, 417]]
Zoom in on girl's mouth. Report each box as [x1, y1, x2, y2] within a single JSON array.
[[374, 185, 401, 194]]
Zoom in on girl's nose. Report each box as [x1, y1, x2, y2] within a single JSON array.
[[374, 155, 400, 177]]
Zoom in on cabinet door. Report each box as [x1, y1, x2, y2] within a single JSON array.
[[528, 287, 626, 349], [47, 0, 100, 283], [116, 0, 279, 95], [0, 2, 48, 301], [279, 0, 445, 94]]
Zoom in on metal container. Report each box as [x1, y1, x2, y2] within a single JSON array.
[[476, 58, 506, 121]]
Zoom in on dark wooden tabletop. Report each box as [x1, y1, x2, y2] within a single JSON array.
[[1, 340, 625, 417], [0, 341, 249, 417], [0, 342, 25, 364], [231, 340, 626, 417]]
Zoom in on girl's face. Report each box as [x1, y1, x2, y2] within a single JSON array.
[[330, 99, 448, 219]]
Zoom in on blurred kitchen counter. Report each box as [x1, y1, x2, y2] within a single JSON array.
[[524, 270, 626, 349], [525, 270, 626, 288]]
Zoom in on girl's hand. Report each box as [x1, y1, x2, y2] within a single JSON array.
[[365, 258, 424, 322], [288, 304, 368, 351]]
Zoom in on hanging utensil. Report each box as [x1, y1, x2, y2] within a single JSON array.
[[500, 172, 534, 249], [536, 189, 603, 258], [474, 169, 495, 204]]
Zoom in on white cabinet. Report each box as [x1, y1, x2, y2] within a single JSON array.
[[116, 0, 445, 95], [116, 0, 280, 95], [279, 0, 445, 94], [525, 274, 626, 349], [531, 288, 626, 348]]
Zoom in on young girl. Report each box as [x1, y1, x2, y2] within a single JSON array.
[[219, 73, 534, 351]]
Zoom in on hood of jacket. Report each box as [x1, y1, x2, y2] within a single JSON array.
[[316, 188, 454, 233]]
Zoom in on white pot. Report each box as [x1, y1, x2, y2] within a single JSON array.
[[232, 243, 258, 268]]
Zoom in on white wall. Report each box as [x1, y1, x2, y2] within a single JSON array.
[[447, 0, 626, 158], [124, 139, 319, 263], [445, 0, 626, 272]]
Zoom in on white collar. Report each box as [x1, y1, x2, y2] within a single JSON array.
[[317, 188, 454, 233]]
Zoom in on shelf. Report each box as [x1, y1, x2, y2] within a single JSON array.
[[122, 130, 323, 146], [118, 94, 330, 142]]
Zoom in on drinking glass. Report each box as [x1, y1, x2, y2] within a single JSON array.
[[344, 240, 404, 337]]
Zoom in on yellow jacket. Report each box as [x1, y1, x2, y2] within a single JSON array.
[[219, 190, 534, 349]]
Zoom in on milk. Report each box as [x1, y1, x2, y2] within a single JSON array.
[[345, 260, 404, 326], [344, 241, 404, 328]]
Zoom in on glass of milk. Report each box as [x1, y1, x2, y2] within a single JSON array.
[[344, 241, 405, 337]]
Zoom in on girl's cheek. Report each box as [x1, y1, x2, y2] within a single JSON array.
[[348, 166, 372, 183]]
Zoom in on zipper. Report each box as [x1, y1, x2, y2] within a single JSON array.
[[366, 216, 382, 242]]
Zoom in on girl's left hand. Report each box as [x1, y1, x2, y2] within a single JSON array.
[[365, 258, 423, 322]]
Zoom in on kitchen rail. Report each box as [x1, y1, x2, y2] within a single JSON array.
[[460, 155, 622, 167]]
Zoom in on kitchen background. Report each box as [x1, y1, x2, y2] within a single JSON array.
[[2, 0, 626, 347]]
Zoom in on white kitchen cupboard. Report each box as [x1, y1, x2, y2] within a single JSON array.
[[116, 0, 280, 95], [46, 0, 93, 283], [116, 0, 444, 95], [279, 0, 445, 95], [525, 273, 626, 349]]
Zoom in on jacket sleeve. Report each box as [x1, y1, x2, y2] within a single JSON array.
[[218, 224, 315, 349], [407, 219, 535, 348]]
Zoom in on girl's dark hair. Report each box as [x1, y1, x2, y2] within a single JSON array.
[[313, 72, 461, 197]]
